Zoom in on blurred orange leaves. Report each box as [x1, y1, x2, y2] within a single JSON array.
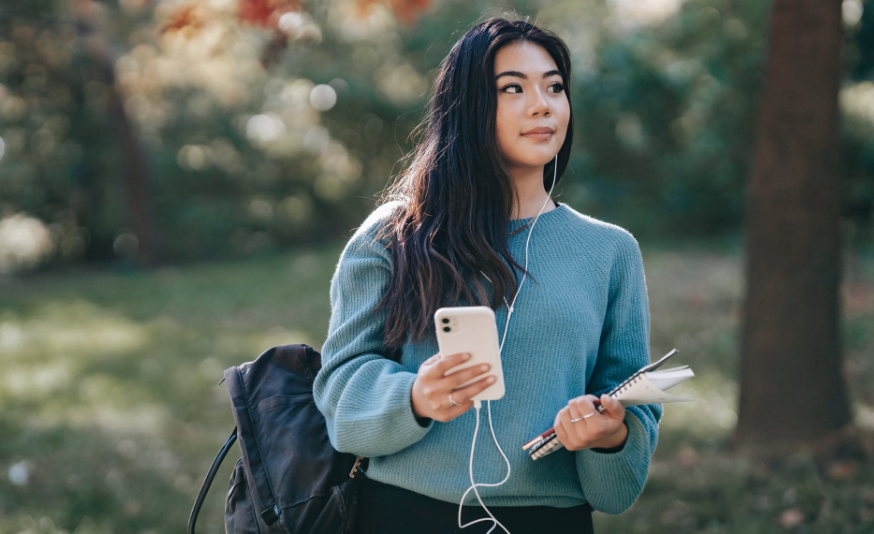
[[160, 5, 205, 34], [355, 0, 432, 26], [159, 0, 431, 67], [238, 0, 302, 28], [160, 0, 301, 35], [161, 0, 431, 35]]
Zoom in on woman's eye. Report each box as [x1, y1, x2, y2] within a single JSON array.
[[500, 82, 565, 94]]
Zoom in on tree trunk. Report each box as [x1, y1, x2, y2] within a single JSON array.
[[100, 59, 161, 266], [72, 0, 161, 266], [736, 0, 852, 445]]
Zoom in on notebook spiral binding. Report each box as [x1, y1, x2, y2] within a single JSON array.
[[530, 436, 562, 460], [613, 373, 644, 398]]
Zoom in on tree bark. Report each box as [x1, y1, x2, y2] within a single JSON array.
[[736, 0, 852, 445], [72, 0, 161, 266]]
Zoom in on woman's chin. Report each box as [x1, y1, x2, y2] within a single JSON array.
[[505, 158, 559, 170], [517, 149, 560, 166]]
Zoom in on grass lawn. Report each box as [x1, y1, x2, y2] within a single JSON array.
[[0, 238, 872, 533]]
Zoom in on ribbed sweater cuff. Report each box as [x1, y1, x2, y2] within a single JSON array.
[[389, 371, 435, 444], [574, 412, 650, 514]]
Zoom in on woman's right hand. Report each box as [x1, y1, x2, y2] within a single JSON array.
[[411, 352, 496, 422]]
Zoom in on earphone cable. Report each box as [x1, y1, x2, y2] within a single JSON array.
[[459, 154, 559, 533]]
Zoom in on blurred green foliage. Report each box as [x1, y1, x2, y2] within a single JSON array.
[[0, 0, 872, 272]]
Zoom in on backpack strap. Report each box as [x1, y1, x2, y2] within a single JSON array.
[[188, 428, 238, 534]]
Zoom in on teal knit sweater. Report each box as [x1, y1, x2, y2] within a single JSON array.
[[314, 201, 662, 514]]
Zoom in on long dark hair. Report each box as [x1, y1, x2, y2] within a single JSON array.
[[374, 16, 574, 353]]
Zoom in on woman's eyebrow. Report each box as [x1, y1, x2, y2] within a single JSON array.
[[495, 69, 563, 81]]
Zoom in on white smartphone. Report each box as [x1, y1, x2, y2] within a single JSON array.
[[434, 306, 506, 401]]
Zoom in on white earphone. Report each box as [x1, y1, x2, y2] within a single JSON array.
[[459, 153, 559, 534]]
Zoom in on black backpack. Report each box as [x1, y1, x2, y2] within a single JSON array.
[[188, 343, 368, 534]]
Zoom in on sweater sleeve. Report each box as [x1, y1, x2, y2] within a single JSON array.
[[313, 211, 434, 458], [574, 231, 663, 515]]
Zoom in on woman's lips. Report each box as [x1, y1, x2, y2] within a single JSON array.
[[522, 132, 553, 141]]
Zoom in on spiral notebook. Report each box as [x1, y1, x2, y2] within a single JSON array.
[[523, 348, 696, 460]]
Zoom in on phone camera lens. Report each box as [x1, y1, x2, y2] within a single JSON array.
[[442, 326, 451, 332], [442, 318, 450, 324]]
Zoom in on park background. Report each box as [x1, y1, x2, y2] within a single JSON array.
[[1, 0, 873, 532]]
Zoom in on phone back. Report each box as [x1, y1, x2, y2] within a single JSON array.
[[434, 306, 505, 401]]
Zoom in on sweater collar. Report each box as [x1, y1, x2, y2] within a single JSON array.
[[508, 202, 566, 234]]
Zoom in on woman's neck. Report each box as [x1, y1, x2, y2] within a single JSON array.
[[509, 165, 556, 220]]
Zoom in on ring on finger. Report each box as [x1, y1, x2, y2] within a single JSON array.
[[449, 392, 462, 407], [570, 411, 597, 423]]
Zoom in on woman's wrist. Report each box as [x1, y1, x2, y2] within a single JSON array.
[[410, 385, 432, 426], [590, 421, 628, 453]]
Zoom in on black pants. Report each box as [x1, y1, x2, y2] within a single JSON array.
[[355, 474, 594, 534]]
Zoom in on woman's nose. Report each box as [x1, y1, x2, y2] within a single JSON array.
[[529, 90, 551, 116]]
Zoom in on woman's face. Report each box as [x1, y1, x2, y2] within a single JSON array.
[[493, 41, 570, 173]]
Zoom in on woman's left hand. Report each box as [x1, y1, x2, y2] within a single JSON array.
[[553, 394, 628, 452]]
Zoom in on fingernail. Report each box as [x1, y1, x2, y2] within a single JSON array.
[[487, 376, 496, 384], [480, 364, 489, 372], [462, 353, 471, 360]]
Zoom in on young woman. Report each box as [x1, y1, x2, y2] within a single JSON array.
[[314, 17, 662, 534]]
